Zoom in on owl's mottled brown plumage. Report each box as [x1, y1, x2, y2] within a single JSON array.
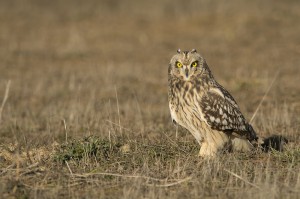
[[168, 49, 258, 157]]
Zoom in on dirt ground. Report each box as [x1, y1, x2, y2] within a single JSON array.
[[0, 0, 299, 198]]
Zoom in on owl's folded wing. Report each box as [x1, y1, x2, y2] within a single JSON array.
[[199, 86, 257, 141]]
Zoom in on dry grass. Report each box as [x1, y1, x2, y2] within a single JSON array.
[[0, 0, 300, 198]]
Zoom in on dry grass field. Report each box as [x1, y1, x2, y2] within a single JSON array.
[[0, 0, 300, 198]]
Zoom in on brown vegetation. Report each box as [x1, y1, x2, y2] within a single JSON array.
[[0, 0, 299, 198]]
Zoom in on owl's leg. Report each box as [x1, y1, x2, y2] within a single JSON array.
[[198, 142, 218, 157], [191, 131, 203, 145], [198, 130, 230, 157], [231, 137, 253, 152]]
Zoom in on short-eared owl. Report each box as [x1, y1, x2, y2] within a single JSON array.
[[168, 49, 258, 157]]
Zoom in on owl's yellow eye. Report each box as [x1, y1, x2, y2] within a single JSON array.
[[191, 61, 198, 67], [176, 62, 183, 68]]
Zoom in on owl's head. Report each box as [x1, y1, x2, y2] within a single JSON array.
[[169, 49, 209, 81]]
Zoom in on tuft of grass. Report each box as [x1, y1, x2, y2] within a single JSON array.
[[271, 146, 300, 166], [53, 135, 199, 169], [54, 136, 116, 162]]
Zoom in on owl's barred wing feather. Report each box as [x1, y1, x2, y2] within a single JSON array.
[[200, 86, 257, 141]]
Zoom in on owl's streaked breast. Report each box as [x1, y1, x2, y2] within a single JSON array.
[[168, 78, 207, 132]]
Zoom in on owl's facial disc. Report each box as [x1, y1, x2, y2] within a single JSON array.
[[170, 49, 203, 81]]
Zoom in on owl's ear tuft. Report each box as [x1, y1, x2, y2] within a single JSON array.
[[177, 49, 181, 54], [191, 49, 197, 53]]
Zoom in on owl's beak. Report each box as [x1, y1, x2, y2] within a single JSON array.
[[185, 69, 189, 78]]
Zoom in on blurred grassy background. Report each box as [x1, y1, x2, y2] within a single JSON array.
[[1, 0, 300, 144]]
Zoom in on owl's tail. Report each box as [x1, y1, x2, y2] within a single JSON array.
[[247, 124, 258, 141]]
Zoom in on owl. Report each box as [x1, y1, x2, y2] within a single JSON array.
[[168, 49, 258, 157]]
